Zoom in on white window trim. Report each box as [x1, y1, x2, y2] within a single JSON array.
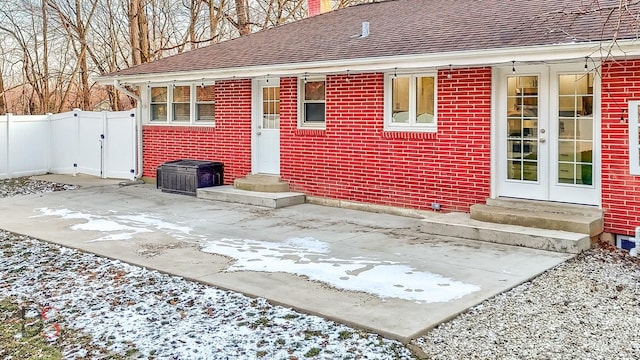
[[384, 73, 437, 132], [629, 100, 640, 175], [171, 84, 191, 123], [297, 76, 326, 129], [195, 85, 216, 123], [147, 83, 215, 125], [149, 85, 168, 123]]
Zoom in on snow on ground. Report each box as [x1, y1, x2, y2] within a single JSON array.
[[1, 231, 414, 359]]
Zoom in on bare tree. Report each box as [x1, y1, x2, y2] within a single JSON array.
[[129, 0, 150, 65], [234, 0, 250, 36]]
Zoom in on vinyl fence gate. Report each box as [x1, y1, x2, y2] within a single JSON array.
[[0, 109, 136, 180]]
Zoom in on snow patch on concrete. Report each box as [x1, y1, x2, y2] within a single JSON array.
[[33, 208, 195, 242], [202, 237, 480, 303]]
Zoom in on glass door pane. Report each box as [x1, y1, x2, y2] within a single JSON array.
[[557, 74, 593, 185], [506, 76, 539, 181], [262, 86, 280, 129]]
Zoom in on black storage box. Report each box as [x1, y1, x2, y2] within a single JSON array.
[[157, 159, 223, 196]]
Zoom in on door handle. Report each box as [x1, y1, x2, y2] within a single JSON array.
[[540, 138, 546, 143], [257, 131, 262, 135]]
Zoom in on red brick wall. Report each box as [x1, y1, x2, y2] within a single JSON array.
[[601, 60, 640, 235], [142, 79, 252, 183], [280, 68, 492, 212]]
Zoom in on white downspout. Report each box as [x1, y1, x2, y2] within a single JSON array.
[[113, 80, 143, 179]]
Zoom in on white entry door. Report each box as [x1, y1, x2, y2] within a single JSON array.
[[253, 79, 280, 174], [496, 64, 600, 205]]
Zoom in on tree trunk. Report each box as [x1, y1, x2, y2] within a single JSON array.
[[0, 67, 6, 114], [41, 0, 50, 113], [235, 0, 251, 36], [129, 0, 150, 65], [207, 0, 223, 44]]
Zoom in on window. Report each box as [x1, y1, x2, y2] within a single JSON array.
[[385, 73, 436, 131], [172, 86, 190, 122], [196, 85, 215, 122], [148, 83, 215, 124], [150, 87, 168, 122], [299, 77, 325, 127], [630, 100, 640, 175]]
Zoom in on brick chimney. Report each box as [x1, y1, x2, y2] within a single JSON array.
[[308, 0, 331, 17]]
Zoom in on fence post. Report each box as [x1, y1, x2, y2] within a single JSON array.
[[73, 109, 80, 176], [46, 113, 52, 173], [130, 110, 137, 180], [101, 111, 107, 179], [6, 113, 11, 178]]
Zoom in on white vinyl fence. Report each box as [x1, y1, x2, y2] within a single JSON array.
[[0, 109, 136, 180]]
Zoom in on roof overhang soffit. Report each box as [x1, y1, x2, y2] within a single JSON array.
[[99, 39, 640, 85]]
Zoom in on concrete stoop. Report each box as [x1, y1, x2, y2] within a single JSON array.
[[233, 174, 290, 192], [470, 198, 604, 236], [418, 211, 591, 254], [197, 185, 305, 209]]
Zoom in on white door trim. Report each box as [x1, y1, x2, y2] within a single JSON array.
[[251, 78, 281, 175], [491, 63, 601, 206], [548, 63, 601, 205]]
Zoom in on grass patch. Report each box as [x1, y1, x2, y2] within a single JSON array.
[[249, 317, 270, 329], [303, 330, 324, 340], [338, 330, 353, 340], [304, 347, 322, 357], [0, 297, 126, 359], [0, 298, 63, 360]]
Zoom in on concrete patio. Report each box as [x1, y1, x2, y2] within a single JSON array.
[[0, 174, 572, 343]]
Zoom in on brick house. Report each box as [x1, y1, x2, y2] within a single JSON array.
[[102, 0, 640, 243]]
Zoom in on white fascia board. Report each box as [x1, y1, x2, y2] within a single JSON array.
[[98, 39, 640, 85]]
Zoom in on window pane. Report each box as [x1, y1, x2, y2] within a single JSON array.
[[263, 86, 280, 129], [197, 85, 215, 102], [416, 76, 435, 123], [392, 77, 409, 123], [173, 103, 190, 122], [197, 104, 215, 122], [305, 103, 325, 122], [263, 87, 280, 115], [151, 87, 167, 102], [173, 86, 190, 102], [151, 104, 166, 121], [304, 81, 325, 101]]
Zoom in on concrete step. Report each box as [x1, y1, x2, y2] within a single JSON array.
[[485, 198, 604, 217], [197, 185, 305, 208], [418, 211, 591, 254], [233, 174, 290, 192], [470, 199, 604, 236]]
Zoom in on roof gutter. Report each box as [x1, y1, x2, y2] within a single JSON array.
[[113, 80, 143, 180], [97, 39, 640, 85]]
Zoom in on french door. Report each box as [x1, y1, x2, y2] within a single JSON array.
[[496, 64, 599, 205]]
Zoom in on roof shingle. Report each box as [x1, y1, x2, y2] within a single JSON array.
[[111, 0, 640, 77]]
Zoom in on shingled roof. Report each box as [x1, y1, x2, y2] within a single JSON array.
[[109, 0, 640, 79]]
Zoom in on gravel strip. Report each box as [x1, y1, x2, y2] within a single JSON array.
[[412, 248, 640, 359], [0, 177, 77, 197]]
